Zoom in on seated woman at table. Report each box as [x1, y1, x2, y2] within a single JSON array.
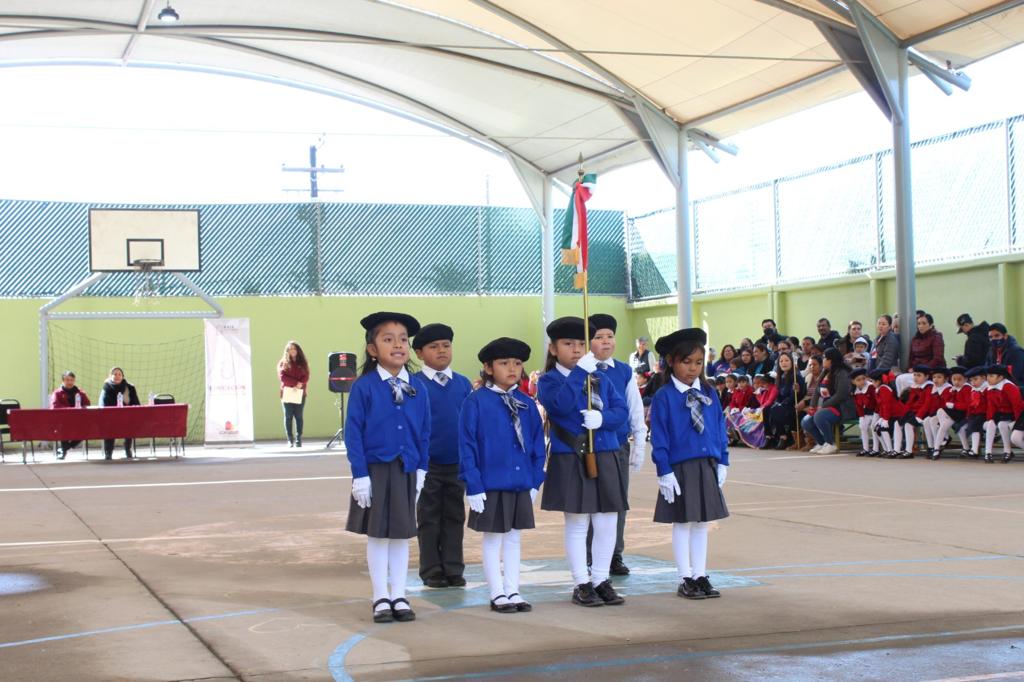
[[50, 370, 90, 460], [100, 367, 141, 460]]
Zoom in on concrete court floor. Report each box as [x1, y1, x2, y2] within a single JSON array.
[[1, 442, 1023, 682]]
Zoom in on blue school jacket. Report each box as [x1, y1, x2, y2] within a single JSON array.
[[414, 370, 473, 465], [595, 359, 634, 444], [344, 368, 431, 479], [458, 387, 546, 496], [537, 364, 627, 455], [649, 376, 729, 476]]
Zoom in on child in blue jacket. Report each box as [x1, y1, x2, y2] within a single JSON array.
[[460, 337, 545, 613], [649, 328, 730, 600], [345, 311, 431, 624]]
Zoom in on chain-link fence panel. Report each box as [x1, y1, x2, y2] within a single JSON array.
[[627, 209, 674, 300], [881, 122, 1009, 266], [694, 186, 774, 292], [1011, 115, 1023, 252], [777, 157, 878, 281]]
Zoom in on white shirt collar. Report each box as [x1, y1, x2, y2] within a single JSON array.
[[421, 365, 453, 381], [931, 383, 948, 394], [855, 384, 871, 394], [594, 356, 615, 368], [376, 365, 410, 383], [486, 383, 518, 395], [671, 375, 700, 394], [555, 362, 572, 377], [990, 379, 1008, 391]]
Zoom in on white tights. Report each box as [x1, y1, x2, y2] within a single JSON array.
[[858, 415, 879, 451], [367, 537, 410, 612], [565, 512, 616, 585], [984, 420, 1013, 454], [672, 522, 711, 582], [482, 530, 522, 602]]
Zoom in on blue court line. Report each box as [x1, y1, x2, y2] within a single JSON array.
[[328, 633, 367, 682], [390, 623, 1024, 681]]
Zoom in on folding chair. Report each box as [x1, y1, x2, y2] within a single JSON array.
[[0, 399, 29, 464], [150, 394, 184, 457]]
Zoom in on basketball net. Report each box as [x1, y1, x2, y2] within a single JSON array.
[[131, 259, 161, 307]]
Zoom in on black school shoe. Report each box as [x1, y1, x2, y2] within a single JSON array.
[[984, 452, 994, 463], [594, 579, 625, 605], [856, 450, 868, 457], [695, 575, 721, 598], [391, 598, 416, 622], [677, 577, 705, 599], [372, 598, 394, 623], [572, 582, 604, 607], [610, 557, 630, 576], [490, 595, 517, 614], [446, 575, 467, 587], [423, 575, 449, 588], [1003, 452, 1015, 463], [508, 593, 532, 612], [899, 451, 914, 459]]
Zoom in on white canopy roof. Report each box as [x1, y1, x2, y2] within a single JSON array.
[[2, 0, 1023, 184]]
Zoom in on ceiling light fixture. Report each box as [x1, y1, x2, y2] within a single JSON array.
[[157, 3, 180, 22]]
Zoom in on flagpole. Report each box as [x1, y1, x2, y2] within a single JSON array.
[[579, 159, 598, 479]]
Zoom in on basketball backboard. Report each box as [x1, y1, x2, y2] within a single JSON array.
[[89, 208, 200, 272]]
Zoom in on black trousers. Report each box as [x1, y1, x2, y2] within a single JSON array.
[[416, 461, 466, 580], [103, 438, 133, 457], [586, 443, 629, 564], [59, 440, 82, 452], [766, 403, 797, 438], [282, 397, 305, 442]]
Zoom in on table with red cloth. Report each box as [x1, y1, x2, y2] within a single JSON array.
[[8, 404, 188, 457]]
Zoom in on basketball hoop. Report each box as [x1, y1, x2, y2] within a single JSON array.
[[131, 258, 162, 307]]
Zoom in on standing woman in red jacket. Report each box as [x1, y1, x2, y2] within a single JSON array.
[[278, 341, 310, 447], [894, 313, 946, 395]]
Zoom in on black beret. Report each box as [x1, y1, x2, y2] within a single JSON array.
[[930, 367, 951, 377], [360, 311, 421, 336], [761, 373, 776, 383], [588, 313, 617, 333], [850, 368, 867, 379], [478, 337, 531, 363], [868, 368, 887, 381], [964, 366, 987, 379], [949, 366, 967, 376], [713, 375, 726, 384], [990, 323, 1008, 334], [412, 323, 454, 350], [546, 316, 595, 341], [736, 374, 751, 382], [986, 364, 1011, 378], [912, 364, 933, 374], [655, 327, 708, 357]]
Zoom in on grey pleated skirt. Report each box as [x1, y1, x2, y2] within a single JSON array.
[[541, 451, 629, 514], [467, 490, 535, 533], [345, 457, 417, 539], [653, 457, 729, 524]]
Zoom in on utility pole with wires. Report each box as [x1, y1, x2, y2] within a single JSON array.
[[281, 136, 345, 294]]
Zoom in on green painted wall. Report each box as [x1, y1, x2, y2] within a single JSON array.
[[629, 258, 1024, 356], [1, 294, 632, 441]]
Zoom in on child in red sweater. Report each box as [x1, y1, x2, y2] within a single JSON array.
[[869, 368, 903, 457], [983, 364, 1023, 463], [922, 368, 952, 460], [962, 367, 989, 458], [894, 365, 932, 459], [851, 369, 877, 456], [933, 367, 969, 458]]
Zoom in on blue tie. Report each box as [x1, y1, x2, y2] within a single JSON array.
[[686, 388, 713, 433], [387, 377, 416, 404], [499, 390, 530, 451]]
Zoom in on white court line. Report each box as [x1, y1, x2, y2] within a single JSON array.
[[0, 475, 350, 493], [0, 528, 346, 549], [921, 672, 1024, 682]]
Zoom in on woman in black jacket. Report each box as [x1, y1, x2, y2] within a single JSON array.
[[100, 367, 141, 460], [801, 348, 855, 455], [765, 352, 806, 450]]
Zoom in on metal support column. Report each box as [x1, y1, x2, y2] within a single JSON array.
[[541, 175, 555, 346], [892, 49, 916, 366], [676, 126, 693, 328]]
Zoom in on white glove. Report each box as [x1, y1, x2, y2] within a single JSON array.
[[717, 463, 728, 488], [876, 418, 888, 429], [529, 488, 538, 503], [945, 402, 954, 410], [352, 476, 372, 509], [416, 469, 427, 503], [467, 492, 486, 513], [658, 472, 681, 504], [576, 352, 598, 374], [629, 439, 646, 472], [581, 409, 603, 430]]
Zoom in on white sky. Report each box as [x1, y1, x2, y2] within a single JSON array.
[[1, 42, 1023, 215]]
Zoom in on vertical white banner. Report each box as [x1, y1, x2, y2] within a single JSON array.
[[204, 318, 254, 444]]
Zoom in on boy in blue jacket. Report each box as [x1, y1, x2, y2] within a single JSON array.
[[413, 323, 474, 588]]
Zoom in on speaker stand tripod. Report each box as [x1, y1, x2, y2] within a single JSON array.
[[326, 394, 346, 449]]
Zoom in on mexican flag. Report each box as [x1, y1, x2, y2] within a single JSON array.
[[559, 173, 597, 289]]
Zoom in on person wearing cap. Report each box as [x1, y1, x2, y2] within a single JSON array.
[[649, 327, 730, 600], [983, 365, 1023, 463], [459, 337, 545, 614], [411, 323, 474, 589], [954, 314, 990, 369], [962, 367, 990, 458], [850, 369, 877, 457], [868, 368, 902, 456], [894, 312, 946, 396], [537, 316, 628, 608], [844, 337, 871, 371], [585, 313, 648, 577], [984, 323, 1024, 390], [921, 368, 953, 460], [933, 367, 970, 459], [344, 312, 431, 624], [891, 365, 934, 459], [629, 336, 657, 375]]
